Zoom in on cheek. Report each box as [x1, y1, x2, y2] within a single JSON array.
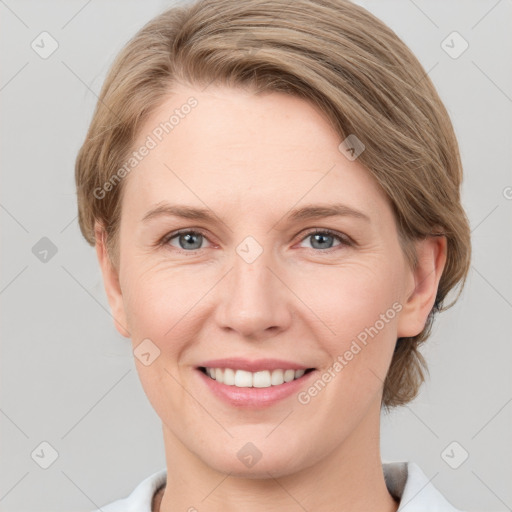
[[304, 260, 402, 386], [122, 265, 202, 409], [301, 258, 402, 332], [122, 259, 203, 338]]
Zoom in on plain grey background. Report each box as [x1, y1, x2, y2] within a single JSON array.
[[1, 0, 511, 511]]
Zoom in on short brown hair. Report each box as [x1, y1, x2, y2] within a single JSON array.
[[75, 0, 471, 408]]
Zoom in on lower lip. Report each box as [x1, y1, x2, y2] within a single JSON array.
[[196, 368, 317, 408]]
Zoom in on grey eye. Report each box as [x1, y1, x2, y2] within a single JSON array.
[[299, 231, 344, 250], [168, 231, 206, 250], [309, 233, 336, 249]]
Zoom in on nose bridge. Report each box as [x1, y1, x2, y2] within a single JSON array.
[[215, 237, 290, 337]]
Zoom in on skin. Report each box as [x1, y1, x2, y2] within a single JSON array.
[[96, 83, 447, 512]]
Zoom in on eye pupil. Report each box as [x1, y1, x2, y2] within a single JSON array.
[[180, 232, 202, 250], [311, 233, 334, 249]]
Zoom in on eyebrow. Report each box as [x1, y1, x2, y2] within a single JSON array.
[[141, 201, 371, 224]]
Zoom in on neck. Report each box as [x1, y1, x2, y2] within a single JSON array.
[[157, 404, 398, 512]]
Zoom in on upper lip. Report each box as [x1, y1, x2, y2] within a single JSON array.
[[198, 358, 313, 372]]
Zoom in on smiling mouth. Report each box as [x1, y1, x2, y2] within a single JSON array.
[[198, 367, 315, 388]]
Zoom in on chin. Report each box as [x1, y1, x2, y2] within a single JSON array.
[[197, 437, 310, 479], [209, 455, 302, 479]]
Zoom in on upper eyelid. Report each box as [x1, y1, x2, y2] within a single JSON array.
[[163, 228, 212, 244]]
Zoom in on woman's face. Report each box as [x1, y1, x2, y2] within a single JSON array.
[[100, 83, 436, 477]]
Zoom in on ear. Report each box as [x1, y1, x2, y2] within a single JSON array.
[[94, 222, 131, 338], [397, 235, 447, 338]]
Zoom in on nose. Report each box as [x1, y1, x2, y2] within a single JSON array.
[[214, 246, 293, 340]]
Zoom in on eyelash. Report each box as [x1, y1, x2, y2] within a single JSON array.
[[158, 228, 354, 254]]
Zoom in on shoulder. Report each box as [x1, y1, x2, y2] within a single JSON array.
[[91, 468, 167, 512], [383, 461, 467, 511]]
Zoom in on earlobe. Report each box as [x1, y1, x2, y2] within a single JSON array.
[[397, 235, 447, 339], [94, 222, 131, 338]]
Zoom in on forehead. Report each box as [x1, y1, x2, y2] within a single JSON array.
[[122, 83, 390, 221]]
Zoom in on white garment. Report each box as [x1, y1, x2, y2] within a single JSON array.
[[93, 461, 465, 512]]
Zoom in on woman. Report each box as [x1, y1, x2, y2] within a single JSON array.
[[75, 0, 471, 510]]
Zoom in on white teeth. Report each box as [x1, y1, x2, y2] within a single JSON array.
[[223, 368, 235, 386], [234, 370, 252, 387], [283, 369, 295, 382], [294, 369, 305, 379], [253, 370, 271, 388], [271, 369, 284, 385], [203, 367, 310, 388]]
